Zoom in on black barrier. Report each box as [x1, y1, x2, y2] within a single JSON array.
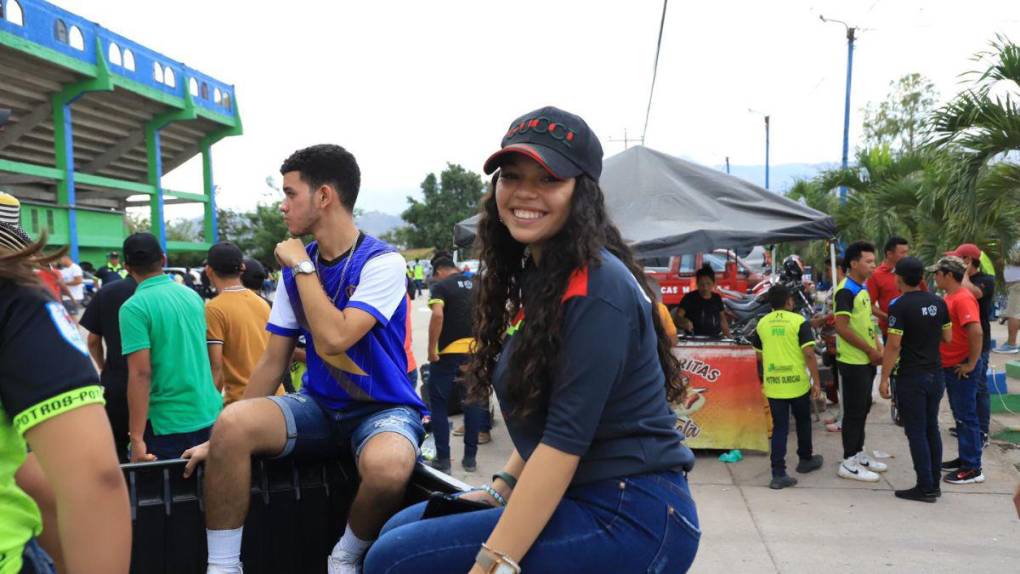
[[122, 457, 468, 574]]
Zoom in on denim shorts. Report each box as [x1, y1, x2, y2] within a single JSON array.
[[267, 393, 425, 461], [19, 538, 56, 574]]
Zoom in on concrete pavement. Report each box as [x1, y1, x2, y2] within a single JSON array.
[[408, 294, 1020, 573]]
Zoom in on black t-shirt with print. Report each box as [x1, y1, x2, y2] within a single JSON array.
[[887, 291, 951, 376], [971, 272, 995, 353], [679, 291, 724, 337], [428, 272, 475, 353], [0, 282, 102, 433], [492, 251, 695, 486], [80, 277, 137, 394]]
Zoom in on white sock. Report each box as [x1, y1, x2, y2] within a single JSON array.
[[331, 524, 373, 561], [207, 527, 243, 569]]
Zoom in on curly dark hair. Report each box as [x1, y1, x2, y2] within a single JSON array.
[[280, 144, 361, 212], [466, 174, 685, 418]]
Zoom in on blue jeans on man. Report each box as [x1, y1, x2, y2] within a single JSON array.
[[895, 370, 945, 491], [428, 354, 485, 463], [944, 359, 983, 470], [977, 351, 990, 437]]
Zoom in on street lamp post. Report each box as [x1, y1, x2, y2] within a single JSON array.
[[821, 15, 857, 204], [749, 109, 770, 190]]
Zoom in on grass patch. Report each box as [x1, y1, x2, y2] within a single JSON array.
[[991, 429, 1020, 445]]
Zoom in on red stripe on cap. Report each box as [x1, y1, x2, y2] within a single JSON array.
[[484, 144, 562, 179]]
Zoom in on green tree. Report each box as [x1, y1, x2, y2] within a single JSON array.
[[861, 73, 938, 154], [399, 164, 485, 250]]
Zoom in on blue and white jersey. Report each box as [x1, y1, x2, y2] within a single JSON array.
[[267, 234, 427, 415]]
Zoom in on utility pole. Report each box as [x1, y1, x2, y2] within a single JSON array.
[[749, 108, 770, 190], [725, 156, 730, 174], [821, 15, 857, 204]]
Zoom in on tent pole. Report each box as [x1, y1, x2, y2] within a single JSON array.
[[771, 246, 777, 274], [830, 241, 838, 291]]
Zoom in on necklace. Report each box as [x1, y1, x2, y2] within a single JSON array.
[[313, 231, 361, 305]]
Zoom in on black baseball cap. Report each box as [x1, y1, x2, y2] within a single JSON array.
[[894, 256, 924, 287], [207, 241, 244, 275], [107, 251, 120, 258], [483, 106, 603, 181], [241, 258, 266, 290], [123, 232, 163, 267]]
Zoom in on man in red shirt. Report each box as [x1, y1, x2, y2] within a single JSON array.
[[869, 237, 926, 339], [930, 256, 984, 485]]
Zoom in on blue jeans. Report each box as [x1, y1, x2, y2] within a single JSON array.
[[18, 538, 56, 574], [267, 393, 425, 461], [895, 370, 944, 491], [944, 364, 983, 470], [364, 470, 700, 574], [767, 391, 813, 478], [140, 422, 212, 460], [428, 354, 485, 461], [977, 351, 990, 436]]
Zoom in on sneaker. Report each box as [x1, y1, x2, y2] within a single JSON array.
[[926, 487, 942, 498], [992, 343, 1020, 354], [426, 458, 451, 472], [478, 432, 492, 445], [838, 457, 880, 482], [856, 452, 888, 473], [943, 468, 985, 485], [796, 455, 824, 474], [327, 555, 362, 574], [894, 486, 936, 503], [825, 422, 842, 433], [822, 415, 839, 425], [769, 475, 798, 489], [208, 566, 244, 574], [462, 458, 477, 472], [452, 425, 465, 437], [941, 458, 962, 470]]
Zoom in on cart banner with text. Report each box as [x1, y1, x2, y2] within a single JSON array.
[[672, 343, 769, 452]]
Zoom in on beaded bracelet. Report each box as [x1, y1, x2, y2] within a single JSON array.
[[480, 483, 507, 507]]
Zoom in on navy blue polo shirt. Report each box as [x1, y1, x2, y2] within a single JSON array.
[[492, 250, 695, 486]]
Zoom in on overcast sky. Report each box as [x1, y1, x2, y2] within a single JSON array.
[[56, 0, 1020, 218]]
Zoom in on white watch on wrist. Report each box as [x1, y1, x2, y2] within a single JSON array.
[[292, 260, 315, 275], [475, 545, 520, 574]]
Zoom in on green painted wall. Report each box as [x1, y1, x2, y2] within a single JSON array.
[[20, 202, 125, 266]]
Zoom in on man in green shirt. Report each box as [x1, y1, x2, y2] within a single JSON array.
[[752, 283, 823, 489], [833, 240, 887, 482], [119, 233, 222, 462], [412, 259, 425, 298]]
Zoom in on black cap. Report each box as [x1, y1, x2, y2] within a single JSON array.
[[123, 233, 163, 267], [240, 258, 267, 290], [207, 242, 244, 275], [894, 256, 924, 286], [483, 106, 603, 180], [107, 251, 119, 258]]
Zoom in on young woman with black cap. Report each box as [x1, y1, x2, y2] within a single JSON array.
[[0, 226, 130, 573], [364, 107, 699, 574]]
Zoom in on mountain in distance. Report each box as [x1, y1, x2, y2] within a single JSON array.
[[356, 210, 404, 236]]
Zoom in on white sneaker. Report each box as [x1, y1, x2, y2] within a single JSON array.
[[328, 555, 363, 574], [838, 457, 880, 482], [856, 452, 888, 473], [207, 565, 243, 574]]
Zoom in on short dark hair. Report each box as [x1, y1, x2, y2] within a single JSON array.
[[695, 263, 715, 282], [843, 241, 875, 272], [280, 144, 361, 212], [939, 267, 965, 282], [432, 256, 457, 272], [768, 283, 791, 309], [884, 236, 908, 255]]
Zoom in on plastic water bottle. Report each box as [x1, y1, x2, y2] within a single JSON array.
[[421, 433, 436, 461]]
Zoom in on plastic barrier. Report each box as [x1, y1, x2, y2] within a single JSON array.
[[122, 457, 468, 574]]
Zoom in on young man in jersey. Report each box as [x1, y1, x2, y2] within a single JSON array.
[[931, 256, 986, 484], [834, 241, 887, 482], [879, 257, 951, 502], [947, 243, 994, 446], [181, 145, 426, 574], [751, 283, 823, 489], [425, 256, 485, 473]]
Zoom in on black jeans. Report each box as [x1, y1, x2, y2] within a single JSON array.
[[837, 362, 876, 460], [895, 370, 945, 491], [767, 391, 813, 478]]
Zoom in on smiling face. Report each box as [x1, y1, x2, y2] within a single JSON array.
[[494, 155, 576, 251]]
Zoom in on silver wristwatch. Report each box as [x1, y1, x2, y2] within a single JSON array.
[[292, 260, 315, 275], [475, 545, 521, 574]]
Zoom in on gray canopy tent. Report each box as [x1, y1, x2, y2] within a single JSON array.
[[454, 145, 836, 257]]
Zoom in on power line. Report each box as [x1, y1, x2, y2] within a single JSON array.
[[641, 0, 669, 145]]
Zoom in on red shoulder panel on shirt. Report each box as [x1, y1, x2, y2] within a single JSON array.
[[561, 267, 589, 302]]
